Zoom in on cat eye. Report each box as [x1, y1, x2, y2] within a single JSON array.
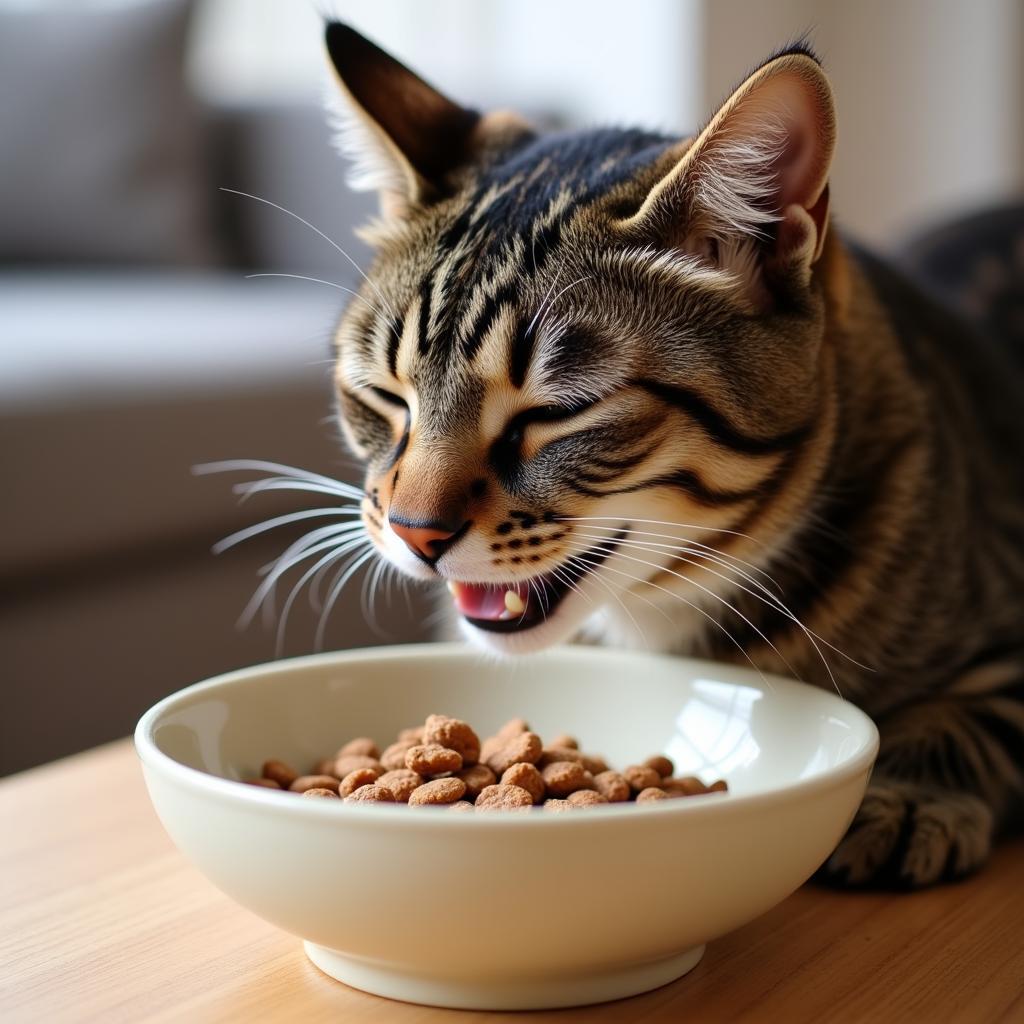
[[499, 399, 598, 448], [369, 386, 408, 410]]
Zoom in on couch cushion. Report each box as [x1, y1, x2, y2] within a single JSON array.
[[0, 271, 352, 578], [0, 0, 215, 265]]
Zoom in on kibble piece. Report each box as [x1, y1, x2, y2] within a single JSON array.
[[261, 759, 299, 789], [537, 746, 585, 768], [485, 732, 543, 775], [338, 767, 384, 798], [497, 718, 530, 739], [376, 769, 424, 803], [243, 777, 281, 789], [424, 714, 481, 766], [408, 777, 467, 806], [543, 798, 574, 812], [302, 787, 340, 799], [313, 757, 341, 778], [636, 787, 669, 803], [334, 754, 382, 779], [623, 764, 662, 793], [338, 737, 380, 759], [567, 789, 609, 807], [501, 763, 545, 804], [447, 800, 475, 812], [380, 740, 417, 771], [343, 784, 396, 803], [456, 764, 497, 800], [398, 725, 425, 743], [548, 733, 579, 750], [289, 774, 341, 794], [592, 770, 631, 803], [663, 775, 708, 797], [708, 779, 729, 793], [579, 753, 609, 775], [405, 743, 463, 775], [541, 760, 590, 797], [643, 755, 674, 779], [475, 784, 533, 811]]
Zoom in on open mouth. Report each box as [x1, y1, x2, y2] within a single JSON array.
[[447, 534, 623, 633]]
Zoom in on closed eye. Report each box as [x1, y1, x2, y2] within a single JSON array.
[[370, 386, 408, 409], [498, 398, 599, 447]]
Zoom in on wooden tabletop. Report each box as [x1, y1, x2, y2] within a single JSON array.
[[2, 741, 1022, 1024]]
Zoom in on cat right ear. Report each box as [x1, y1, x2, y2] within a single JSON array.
[[323, 23, 481, 218]]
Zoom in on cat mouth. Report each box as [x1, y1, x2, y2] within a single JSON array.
[[446, 534, 623, 633]]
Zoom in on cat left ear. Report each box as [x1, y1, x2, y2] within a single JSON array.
[[620, 46, 836, 297], [324, 23, 482, 217]]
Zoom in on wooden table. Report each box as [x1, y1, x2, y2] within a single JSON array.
[[2, 741, 1022, 1023]]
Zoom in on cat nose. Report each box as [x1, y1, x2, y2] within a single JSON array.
[[388, 516, 468, 564]]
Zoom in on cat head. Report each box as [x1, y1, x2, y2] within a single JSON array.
[[325, 23, 837, 654]]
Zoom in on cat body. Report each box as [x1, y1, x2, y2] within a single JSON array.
[[323, 24, 1024, 886]]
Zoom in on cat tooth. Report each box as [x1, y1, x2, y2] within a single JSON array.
[[504, 590, 526, 615], [446, 580, 457, 594]]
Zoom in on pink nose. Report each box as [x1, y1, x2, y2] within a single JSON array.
[[389, 518, 464, 562]]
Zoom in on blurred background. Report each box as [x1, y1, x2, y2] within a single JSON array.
[[2, 0, 1022, 775]]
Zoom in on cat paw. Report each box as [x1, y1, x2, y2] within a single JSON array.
[[815, 779, 994, 889]]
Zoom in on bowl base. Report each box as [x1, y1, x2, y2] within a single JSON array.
[[303, 941, 706, 1010]]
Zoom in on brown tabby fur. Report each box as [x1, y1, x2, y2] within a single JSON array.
[[322, 24, 1024, 887]]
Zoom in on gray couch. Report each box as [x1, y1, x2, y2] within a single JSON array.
[[0, 101, 435, 776]]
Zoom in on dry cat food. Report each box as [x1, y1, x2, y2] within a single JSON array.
[[242, 713, 728, 811]]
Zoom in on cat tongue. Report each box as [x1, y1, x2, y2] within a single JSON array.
[[448, 581, 529, 620]]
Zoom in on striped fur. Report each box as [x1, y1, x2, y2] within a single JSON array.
[[325, 25, 1024, 887]]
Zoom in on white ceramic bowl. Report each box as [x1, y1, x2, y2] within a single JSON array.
[[135, 643, 877, 1011]]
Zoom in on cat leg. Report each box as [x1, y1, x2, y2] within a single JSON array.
[[816, 671, 1023, 889]]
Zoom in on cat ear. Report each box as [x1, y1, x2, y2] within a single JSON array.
[[620, 46, 836, 298], [323, 23, 482, 218]]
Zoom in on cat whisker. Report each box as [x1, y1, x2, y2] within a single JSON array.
[[556, 515, 764, 547], [232, 477, 364, 506], [315, 545, 378, 651], [245, 273, 398, 335], [562, 539, 805, 689], [562, 553, 656, 648], [219, 187, 401, 331], [193, 459, 364, 499], [212, 508, 361, 554]]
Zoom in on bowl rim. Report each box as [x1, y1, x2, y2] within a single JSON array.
[[135, 642, 879, 829]]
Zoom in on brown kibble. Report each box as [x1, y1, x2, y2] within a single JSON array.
[[406, 743, 463, 775], [537, 746, 585, 768], [408, 777, 467, 806], [376, 769, 423, 802], [343, 784, 395, 803], [338, 737, 380, 759], [708, 779, 729, 793], [338, 767, 384, 798], [548, 733, 579, 750], [579, 753, 609, 775], [497, 718, 530, 739], [567, 789, 609, 807], [243, 777, 281, 789], [541, 760, 590, 797], [313, 757, 340, 778], [424, 714, 481, 766], [623, 765, 662, 793], [543, 798, 574, 812], [501, 763, 545, 804], [636, 787, 669, 803], [479, 736, 503, 765], [447, 800, 475, 812], [398, 725, 425, 743], [334, 754, 382, 778], [302, 787, 339, 799], [485, 732, 543, 775], [380, 740, 417, 771], [261, 759, 299, 788], [475, 784, 533, 811], [592, 770, 631, 803], [289, 774, 341, 794], [664, 775, 708, 797], [457, 763, 497, 799], [643, 755, 674, 779]]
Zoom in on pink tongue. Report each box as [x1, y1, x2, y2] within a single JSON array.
[[450, 581, 530, 620]]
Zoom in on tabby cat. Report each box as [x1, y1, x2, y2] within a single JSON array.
[[321, 23, 1024, 887]]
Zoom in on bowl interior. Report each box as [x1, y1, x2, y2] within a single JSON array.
[[142, 644, 875, 796]]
